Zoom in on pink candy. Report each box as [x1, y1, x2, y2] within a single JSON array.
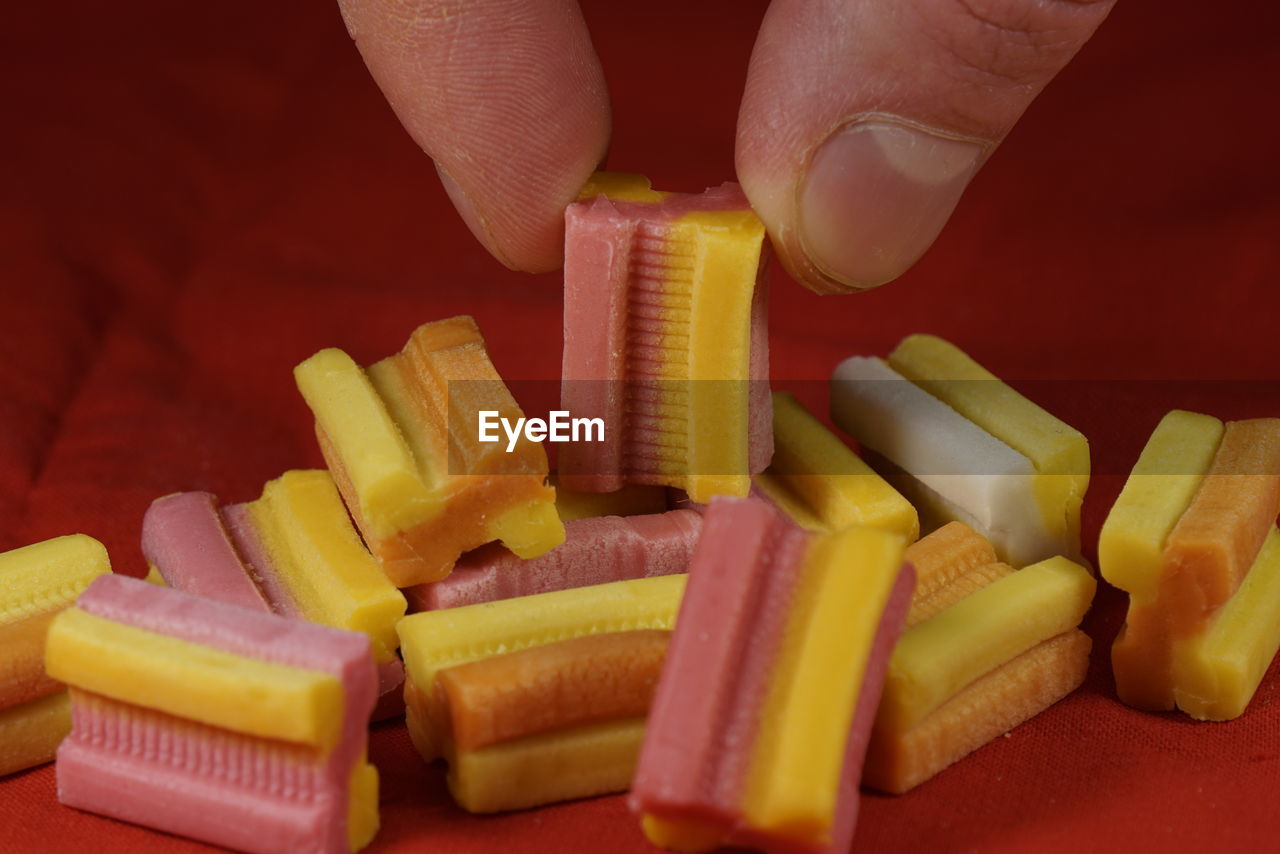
[[405, 509, 702, 611], [54, 575, 377, 854]]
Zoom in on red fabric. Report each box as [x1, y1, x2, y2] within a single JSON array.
[[3, 1, 1279, 852]]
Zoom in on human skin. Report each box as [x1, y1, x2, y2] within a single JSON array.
[[336, 0, 1115, 293]]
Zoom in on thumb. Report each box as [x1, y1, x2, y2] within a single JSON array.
[[736, 0, 1115, 294]]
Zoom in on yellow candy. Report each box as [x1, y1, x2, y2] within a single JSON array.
[[397, 574, 685, 761], [578, 171, 666, 203], [1174, 528, 1280, 720], [296, 316, 564, 585], [552, 481, 669, 521], [0, 691, 72, 777], [45, 608, 345, 750], [347, 758, 380, 852], [0, 534, 112, 626], [294, 347, 437, 540], [741, 527, 905, 843], [445, 717, 647, 814], [1, 534, 112, 711], [1099, 410, 1224, 599], [756, 392, 918, 541], [878, 556, 1096, 734], [247, 470, 406, 663]]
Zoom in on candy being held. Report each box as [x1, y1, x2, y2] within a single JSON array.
[[559, 174, 772, 503]]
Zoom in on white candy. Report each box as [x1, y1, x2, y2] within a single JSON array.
[[830, 357, 1059, 567]]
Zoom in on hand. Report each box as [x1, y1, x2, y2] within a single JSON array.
[[337, 0, 1114, 293]]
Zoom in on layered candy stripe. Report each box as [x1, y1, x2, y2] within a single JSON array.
[[142, 471, 407, 711], [754, 391, 918, 541], [887, 334, 1090, 562], [295, 315, 564, 586], [405, 509, 701, 611], [397, 574, 686, 763], [0, 534, 111, 776], [1101, 411, 1280, 719], [831, 333, 1090, 567], [865, 524, 1095, 794], [46, 575, 379, 854], [900, 521, 1004, 629], [560, 174, 772, 503], [434, 630, 670, 813], [631, 497, 913, 854]]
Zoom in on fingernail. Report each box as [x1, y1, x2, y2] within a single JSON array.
[[798, 119, 986, 290]]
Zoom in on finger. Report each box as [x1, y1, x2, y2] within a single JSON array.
[[736, 0, 1115, 294], [337, 0, 610, 272]]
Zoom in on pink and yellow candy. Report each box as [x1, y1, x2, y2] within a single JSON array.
[[559, 174, 772, 503]]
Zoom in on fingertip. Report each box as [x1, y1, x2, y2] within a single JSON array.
[[339, 0, 609, 274], [437, 156, 594, 275]]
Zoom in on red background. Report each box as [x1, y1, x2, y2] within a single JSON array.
[[3, 1, 1279, 851]]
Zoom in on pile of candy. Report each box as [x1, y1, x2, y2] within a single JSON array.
[[2, 174, 1277, 854]]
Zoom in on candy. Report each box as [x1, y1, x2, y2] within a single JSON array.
[[1102, 410, 1224, 709], [1101, 411, 1280, 718], [865, 523, 1095, 794], [754, 392, 918, 541], [864, 630, 1090, 794], [47, 575, 378, 854], [553, 480, 669, 521], [559, 174, 772, 503], [576, 171, 665, 203], [0, 691, 71, 779], [631, 497, 913, 854], [398, 574, 685, 762], [141, 491, 272, 611], [0, 534, 111, 776], [435, 630, 668, 812], [876, 556, 1095, 734], [1162, 419, 1280, 631], [1174, 530, 1280, 720], [449, 719, 648, 815], [902, 521, 1006, 629], [831, 335, 1089, 567], [295, 316, 564, 586], [440, 630, 667, 750], [1098, 411, 1223, 601], [142, 472, 407, 713], [887, 334, 1089, 561], [404, 509, 701, 611]]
